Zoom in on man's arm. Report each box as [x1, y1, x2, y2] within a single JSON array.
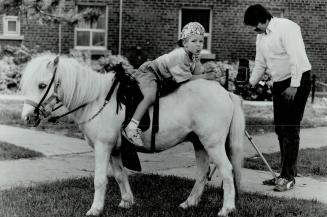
[[249, 37, 267, 86], [280, 21, 305, 102], [281, 22, 303, 88]]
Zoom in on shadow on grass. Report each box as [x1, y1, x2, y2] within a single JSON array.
[[1, 174, 326, 217]]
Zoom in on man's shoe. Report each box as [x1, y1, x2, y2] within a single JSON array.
[[122, 127, 144, 148], [263, 176, 281, 186], [274, 178, 295, 192]]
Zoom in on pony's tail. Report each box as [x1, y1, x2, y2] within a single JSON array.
[[227, 92, 245, 196]]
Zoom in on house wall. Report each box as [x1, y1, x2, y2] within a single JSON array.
[[119, 0, 327, 82], [4, 0, 326, 82]]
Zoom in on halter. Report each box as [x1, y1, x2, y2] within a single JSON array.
[[24, 64, 60, 118], [24, 57, 121, 125], [24, 57, 87, 122]]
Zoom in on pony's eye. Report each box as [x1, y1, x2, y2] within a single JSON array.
[[38, 83, 47, 90]]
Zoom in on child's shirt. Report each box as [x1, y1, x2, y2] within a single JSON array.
[[151, 47, 204, 83]]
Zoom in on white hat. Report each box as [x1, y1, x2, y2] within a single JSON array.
[[180, 22, 205, 40]]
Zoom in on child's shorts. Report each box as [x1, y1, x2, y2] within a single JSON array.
[[133, 61, 158, 92]]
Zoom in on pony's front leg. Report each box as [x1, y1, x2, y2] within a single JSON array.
[[86, 139, 114, 216], [110, 151, 134, 208]]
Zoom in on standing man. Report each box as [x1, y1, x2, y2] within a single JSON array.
[[244, 4, 312, 191]]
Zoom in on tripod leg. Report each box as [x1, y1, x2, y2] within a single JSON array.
[[245, 130, 277, 180]]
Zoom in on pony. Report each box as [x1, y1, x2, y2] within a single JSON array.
[[20, 53, 245, 217]]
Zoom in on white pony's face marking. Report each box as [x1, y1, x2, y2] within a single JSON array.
[[21, 55, 58, 126]]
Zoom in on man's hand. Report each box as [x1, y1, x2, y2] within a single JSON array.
[[282, 87, 297, 103]]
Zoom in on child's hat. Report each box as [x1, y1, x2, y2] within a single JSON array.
[[180, 22, 205, 40]]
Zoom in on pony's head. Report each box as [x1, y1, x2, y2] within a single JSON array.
[[21, 54, 60, 126]]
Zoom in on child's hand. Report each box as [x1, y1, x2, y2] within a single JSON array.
[[205, 71, 218, 80]]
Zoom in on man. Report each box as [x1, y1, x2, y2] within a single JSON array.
[[244, 4, 312, 191]]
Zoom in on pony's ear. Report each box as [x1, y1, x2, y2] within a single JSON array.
[[53, 56, 59, 68]]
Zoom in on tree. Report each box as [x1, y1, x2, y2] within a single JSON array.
[[0, 0, 102, 25], [0, 0, 103, 53]]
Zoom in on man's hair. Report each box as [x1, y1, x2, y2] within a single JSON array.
[[244, 4, 273, 26]]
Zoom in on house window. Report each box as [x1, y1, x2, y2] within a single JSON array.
[[179, 8, 212, 52], [3, 15, 20, 36], [75, 5, 107, 50]]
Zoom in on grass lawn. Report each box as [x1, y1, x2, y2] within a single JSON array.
[[0, 141, 43, 160], [244, 146, 327, 177], [0, 174, 326, 217], [243, 101, 327, 135]]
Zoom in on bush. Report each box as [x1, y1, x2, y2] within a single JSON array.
[[0, 44, 40, 94], [202, 60, 272, 101]]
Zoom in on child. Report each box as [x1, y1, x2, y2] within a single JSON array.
[[122, 22, 217, 147]]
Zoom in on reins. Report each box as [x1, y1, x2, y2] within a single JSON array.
[[49, 74, 120, 125], [71, 77, 119, 125], [48, 103, 87, 123]]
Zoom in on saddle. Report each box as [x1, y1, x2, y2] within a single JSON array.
[[111, 63, 182, 172]]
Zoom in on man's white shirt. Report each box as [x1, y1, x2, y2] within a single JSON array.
[[250, 17, 311, 87]]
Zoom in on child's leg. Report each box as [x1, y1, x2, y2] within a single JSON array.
[[123, 84, 157, 147], [132, 87, 156, 121]]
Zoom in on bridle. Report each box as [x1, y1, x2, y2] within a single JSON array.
[[24, 57, 121, 125], [24, 63, 62, 118], [24, 58, 87, 123]]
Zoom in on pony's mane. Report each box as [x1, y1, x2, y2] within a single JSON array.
[[21, 53, 114, 109]]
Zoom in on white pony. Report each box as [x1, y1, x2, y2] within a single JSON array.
[[21, 54, 245, 217]]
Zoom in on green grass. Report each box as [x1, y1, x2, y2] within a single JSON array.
[[244, 146, 327, 177], [0, 174, 326, 217], [0, 141, 43, 160]]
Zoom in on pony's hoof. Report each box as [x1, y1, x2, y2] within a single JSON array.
[[179, 199, 199, 210], [86, 206, 103, 216], [179, 202, 189, 210], [179, 201, 196, 210], [217, 207, 235, 217], [118, 200, 134, 209]]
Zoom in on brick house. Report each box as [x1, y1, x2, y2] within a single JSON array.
[[0, 0, 326, 82]]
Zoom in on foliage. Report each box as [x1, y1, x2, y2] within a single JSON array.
[[98, 54, 136, 74], [202, 60, 273, 101], [0, 0, 104, 25], [1, 174, 327, 217], [0, 44, 40, 94], [68, 49, 136, 74]]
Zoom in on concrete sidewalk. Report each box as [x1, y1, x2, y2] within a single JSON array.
[[0, 124, 327, 205]]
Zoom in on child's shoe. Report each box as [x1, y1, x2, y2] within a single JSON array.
[[122, 126, 144, 147]]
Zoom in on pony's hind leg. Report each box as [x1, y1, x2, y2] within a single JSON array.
[[110, 151, 134, 208], [206, 142, 236, 217], [179, 133, 209, 209]]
